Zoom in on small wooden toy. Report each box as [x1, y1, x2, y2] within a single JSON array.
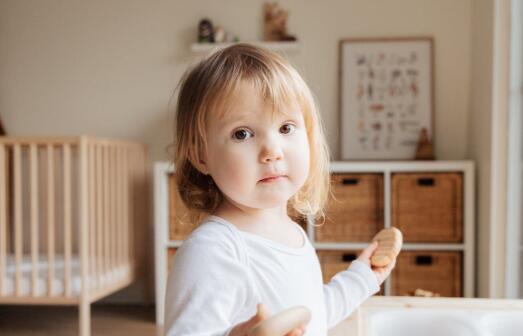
[[263, 2, 296, 42], [414, 127, 435, 160], [370, 227, 403, 267], [250, 306, 311, 336]]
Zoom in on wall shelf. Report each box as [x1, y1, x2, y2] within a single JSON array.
[[190, 41, 300, 54]]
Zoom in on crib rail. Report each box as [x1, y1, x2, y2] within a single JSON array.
[[0, 136, 146, 302]]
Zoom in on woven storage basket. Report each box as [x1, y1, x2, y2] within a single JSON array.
[[391, 251, 462, 297], [168, 173, 197, 240], [317, 250, 384, 295], [391, 172, 463, 242], [167, 248, 178, 273], [317, 250, 358, 283], [315, 173, 384, 242]]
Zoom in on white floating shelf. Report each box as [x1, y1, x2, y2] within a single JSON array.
[[190, 41, 300, 54]]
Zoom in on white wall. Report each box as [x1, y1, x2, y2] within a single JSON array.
[[0, 0, 476, 301]]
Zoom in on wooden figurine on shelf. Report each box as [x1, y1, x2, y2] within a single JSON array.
[[263, 2, 296, 42], [198, 18, 215, 43], [214, 26, 226, 43], [414, 127, 435, 160]]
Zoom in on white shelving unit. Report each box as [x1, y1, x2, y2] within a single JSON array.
[[154, 160, 475, 325], [308, 161, 475, 298], [190, 41, 300, 54], [154, 161, 175, 325]]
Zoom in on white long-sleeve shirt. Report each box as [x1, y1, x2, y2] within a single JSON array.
[[164, 215, 379, 335]]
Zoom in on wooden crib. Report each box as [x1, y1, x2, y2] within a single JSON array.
[[0, 136, 148, 336]]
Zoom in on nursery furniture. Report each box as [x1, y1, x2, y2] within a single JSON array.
[[0, 136, 148, 336], [315, 161, 474, 298]]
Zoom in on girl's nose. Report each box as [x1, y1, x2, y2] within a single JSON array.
[[259, 139, 283, 163]]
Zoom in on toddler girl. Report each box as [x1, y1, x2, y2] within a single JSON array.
[[164, 43, 395, 335]]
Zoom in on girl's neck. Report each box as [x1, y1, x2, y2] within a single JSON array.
[[212, 198, 292, 232]]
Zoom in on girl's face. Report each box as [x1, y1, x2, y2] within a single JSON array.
[[201, 81, 310, 211]]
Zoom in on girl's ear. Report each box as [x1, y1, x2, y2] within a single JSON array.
[[197, 159, 210, 175], [190, 155, 210, 176]]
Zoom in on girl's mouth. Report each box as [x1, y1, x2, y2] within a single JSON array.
[[259, 175, 285, 183]]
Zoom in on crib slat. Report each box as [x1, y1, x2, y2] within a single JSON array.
[[96, 145, 103, 290], [30, 144, 39, 296], [129, 149, 138, 268], [63, 144, 72, 297], [129, 150, 134, 269], [117, 146, 123, 267], [47, 145, 55, 296], [122, 148, 129, 267], [0, 144, 6, 295], [104, 145, 110, 278], [78, 138, 89, 310], [111, 146, 117, 271], [13, 144, 22, 296], [108, 146, 114, 271], [89, 144, 97, 290]]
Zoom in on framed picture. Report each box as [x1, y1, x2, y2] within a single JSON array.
[[339, 37, 434, 160]]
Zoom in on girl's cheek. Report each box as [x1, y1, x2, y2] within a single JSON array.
[[220, 150, 251, 178]]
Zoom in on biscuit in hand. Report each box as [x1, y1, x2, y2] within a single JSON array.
[[370, 227, 403, 267]]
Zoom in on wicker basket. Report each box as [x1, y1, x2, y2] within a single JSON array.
[[318, 250, 358, 284], [315, 174, 384, 242], [167, 248, 178, 273], [391, 251, 462, 297], [317, 250, 384, 295], [391, 172, 463, 242], [168, 173, 197, 241]]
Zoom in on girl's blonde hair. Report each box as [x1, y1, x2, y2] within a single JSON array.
[[173, 43, 331, 226]]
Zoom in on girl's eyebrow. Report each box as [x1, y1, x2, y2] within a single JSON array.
[[219, 109, 300, 128], [219, 113, 251, 127]]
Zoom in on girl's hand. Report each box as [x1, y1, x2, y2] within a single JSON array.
[[229, 303, 306, 336], [356, 241, 397, 286]]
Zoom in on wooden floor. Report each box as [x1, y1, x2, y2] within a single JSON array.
[[0, 304, 160, 336]]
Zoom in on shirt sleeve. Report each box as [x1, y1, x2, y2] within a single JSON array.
[[164, 234, 253, 336], [322, 260, 380, 329]]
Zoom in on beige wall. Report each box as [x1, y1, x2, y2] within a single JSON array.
[[0, 0, 480, 301], [467, 0, 513, 299], [0, 0, 472, 162], [468, 0, 494, 298]]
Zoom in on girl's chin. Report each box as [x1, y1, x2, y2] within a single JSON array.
[[255, 197, 293, 209]]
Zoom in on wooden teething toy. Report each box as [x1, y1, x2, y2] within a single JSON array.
[[370, 227, 403, 267], [250, 306, 311, 336]]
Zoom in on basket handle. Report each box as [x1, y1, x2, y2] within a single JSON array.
[[417, 177, 435, 186], [342, 178, 359, 185], [342, 253, 357, 262], [416, 255, 433, 265]]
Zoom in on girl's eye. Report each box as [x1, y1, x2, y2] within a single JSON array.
[[280, 123, 296, 135], [232, 129, 253, 141]]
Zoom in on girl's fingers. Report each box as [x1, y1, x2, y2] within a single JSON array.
[[359, 241, 379, 260], [284, 324, 305, 336], [285, 330, 302, 336], [256, 303, 271, 320], [383, 258, 397, 273], [242, 303, 272, 336], [372, 257, 397, 284]]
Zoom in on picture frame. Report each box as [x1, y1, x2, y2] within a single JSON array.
[[339, 37, 435, 160]]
